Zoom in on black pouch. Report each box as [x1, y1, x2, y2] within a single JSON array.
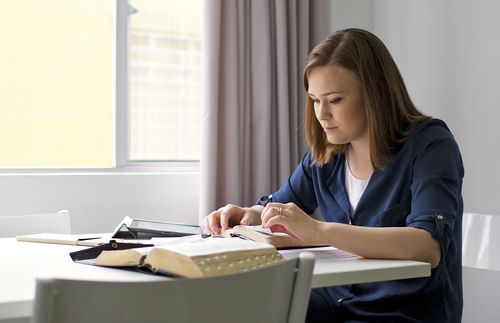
[[69, 240, 154, 263]]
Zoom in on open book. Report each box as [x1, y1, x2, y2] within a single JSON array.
[[217, 225, 327, 249], [92, 237, 283, 278]]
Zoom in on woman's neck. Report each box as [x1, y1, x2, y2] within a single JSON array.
[[347, 143, 373, 180]]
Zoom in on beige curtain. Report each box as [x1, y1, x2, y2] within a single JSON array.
[[200, 0, 331, 220]]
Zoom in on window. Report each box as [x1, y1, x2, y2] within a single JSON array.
[[0, 0, 203, 233], [0, 0, 202, 169]]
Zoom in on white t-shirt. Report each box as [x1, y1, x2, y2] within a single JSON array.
[[345, 158, 370, 216]]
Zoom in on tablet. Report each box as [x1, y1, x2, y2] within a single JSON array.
[[111, 216, 201, 239]]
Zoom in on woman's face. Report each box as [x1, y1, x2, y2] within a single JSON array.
[[307, 65, 368, 146]]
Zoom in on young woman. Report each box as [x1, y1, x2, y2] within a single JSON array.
[[203, 28, 463, 322]]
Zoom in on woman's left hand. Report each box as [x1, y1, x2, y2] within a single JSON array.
[[260, 202, 322, 243]]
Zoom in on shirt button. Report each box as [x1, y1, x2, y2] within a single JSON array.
[[437, 215, 444, 220]]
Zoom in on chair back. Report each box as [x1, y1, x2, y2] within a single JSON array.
[[0, 210, 70, 238], [31, 252, 315, 323], [462, 212, 500, 323]]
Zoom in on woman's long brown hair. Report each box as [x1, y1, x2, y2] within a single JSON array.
[[303, 28, 430, 167]]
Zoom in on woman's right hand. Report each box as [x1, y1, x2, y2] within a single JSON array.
[[202, 204, 263, 235]]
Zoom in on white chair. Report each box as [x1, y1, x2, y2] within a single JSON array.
[[462, 212, 500, 322], [31, 252, 315, 323], [0, 210, 71, 238]]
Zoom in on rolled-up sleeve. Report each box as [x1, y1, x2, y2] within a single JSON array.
[[407, 136, 464, 253]]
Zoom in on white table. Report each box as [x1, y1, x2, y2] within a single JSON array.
[[279, 246, 430, 288], [0, 238, 430, 323]]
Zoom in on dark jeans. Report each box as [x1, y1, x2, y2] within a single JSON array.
[[306, 288, 342, 323], [306, 289, 406, 323]]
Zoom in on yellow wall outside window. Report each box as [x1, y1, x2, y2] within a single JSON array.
[[0, 0, 114, 168]]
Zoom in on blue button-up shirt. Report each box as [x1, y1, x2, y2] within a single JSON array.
[[271, 119, 464, 322]]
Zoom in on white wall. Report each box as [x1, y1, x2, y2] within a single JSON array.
[[331, 0, 500, 216], [374, 0, 500, 215], [330, 0, 374, 31], [0, 173, 200, 233], [3, 1, 499, 235]]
